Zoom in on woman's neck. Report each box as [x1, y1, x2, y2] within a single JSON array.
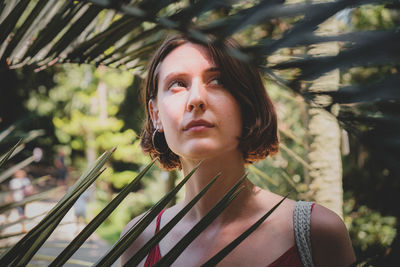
[[180, 151, 256, 222]]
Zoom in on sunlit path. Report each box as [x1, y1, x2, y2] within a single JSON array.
[[0, 192, 120, 267]]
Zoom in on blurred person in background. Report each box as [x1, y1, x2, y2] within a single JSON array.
[[10, 169, 33, 231], [54, 149, 68, 186]]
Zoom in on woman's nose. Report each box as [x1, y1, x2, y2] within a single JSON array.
[[186, 79, 207, 112]]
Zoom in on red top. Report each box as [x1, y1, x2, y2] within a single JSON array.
[[144, 206, 312, 267], [144, 209, 165, 267]]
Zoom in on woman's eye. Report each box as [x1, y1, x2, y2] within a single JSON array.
[[169, 80, 186, 90], [209, 77, 222, 86]]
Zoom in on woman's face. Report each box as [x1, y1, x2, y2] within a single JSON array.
[[149, 42, 243, 161]]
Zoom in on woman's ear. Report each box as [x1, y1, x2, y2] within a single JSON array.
[[149, 99, 163, 132]]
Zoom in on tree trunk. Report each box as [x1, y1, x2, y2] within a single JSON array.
[[305, 15, 343, 217]]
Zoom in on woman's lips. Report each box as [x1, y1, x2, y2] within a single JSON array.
[[184, 119, 214, 132]]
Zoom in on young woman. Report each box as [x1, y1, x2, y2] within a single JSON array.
[[121, 35, 355, 267]]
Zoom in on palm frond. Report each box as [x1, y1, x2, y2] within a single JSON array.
[[93, 163, 202, 266], [0, 211, 48, 233], [201, 194, 288, 266], [271, 31, 400, 85], [0, 154, 35, 184], [0, 125, 15, 143], [0, 0, 30, 46], [1, 0, 50, 63], [0, 187, 58, 214], [124, 173, 222, 266], [154, 174, 247, 266], [0, 149, 114, 266], [0, 139, 21, 168], [49, 160, 155, 266], [325, 74, 400, 103]]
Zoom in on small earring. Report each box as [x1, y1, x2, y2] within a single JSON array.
[[152, 127, 168, 154]]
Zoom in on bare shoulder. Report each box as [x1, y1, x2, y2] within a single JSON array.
[[310, 204, 346, 237], [259, 189, 296, 211], [261, 191, 297, 222], [120, 212, 156, 266], [310, 204, 356, 267], [257, 190, 297, 245]]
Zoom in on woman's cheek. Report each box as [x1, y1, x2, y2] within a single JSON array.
[[159, 98, 185, 132]]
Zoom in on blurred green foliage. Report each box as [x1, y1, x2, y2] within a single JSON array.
[[24, 64, 151, 188], [248, 80, 308, 198], [1, 0, 399, 264], [344, 197, 397, 260], [353, 4, 400, 30]]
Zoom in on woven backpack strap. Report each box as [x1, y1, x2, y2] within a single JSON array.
[[294, 201, 315, 267]]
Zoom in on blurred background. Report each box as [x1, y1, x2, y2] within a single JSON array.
[[0, 0, 399, 266]]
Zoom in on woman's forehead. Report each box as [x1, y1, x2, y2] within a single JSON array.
[[158, 43, 216, 80]]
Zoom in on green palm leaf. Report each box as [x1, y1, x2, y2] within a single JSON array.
[[49, 160, 155, 266], [0, 211, 48, 233], [0, 187, 58, 214], [23, 1, 83, 62], [0, 154, 36, 184], [201, 194, 288, 266], [44, 4, 103, 60], [0, 149, 114, 266], [154, 174, 247, 266], [0, 0, 48, 63], [271, 32, 400, 84], [0, 125, 15, 143], [0, 139, 21, 168], [124, 173, 222, 266], [325, 74, 400, 103], [0, 0, 29, 46], [93, 163, 202, 266]]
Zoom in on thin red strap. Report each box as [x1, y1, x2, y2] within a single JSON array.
[[155, 209, 165, 234], [144, 210, 165, 267]]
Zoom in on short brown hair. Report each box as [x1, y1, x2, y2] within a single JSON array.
[[140, 34, 279, 170]]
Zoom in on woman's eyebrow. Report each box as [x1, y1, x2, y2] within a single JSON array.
[[205, 67, 220, 73], [162, 72, 186, 83], [162, 67, 221, 83]]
